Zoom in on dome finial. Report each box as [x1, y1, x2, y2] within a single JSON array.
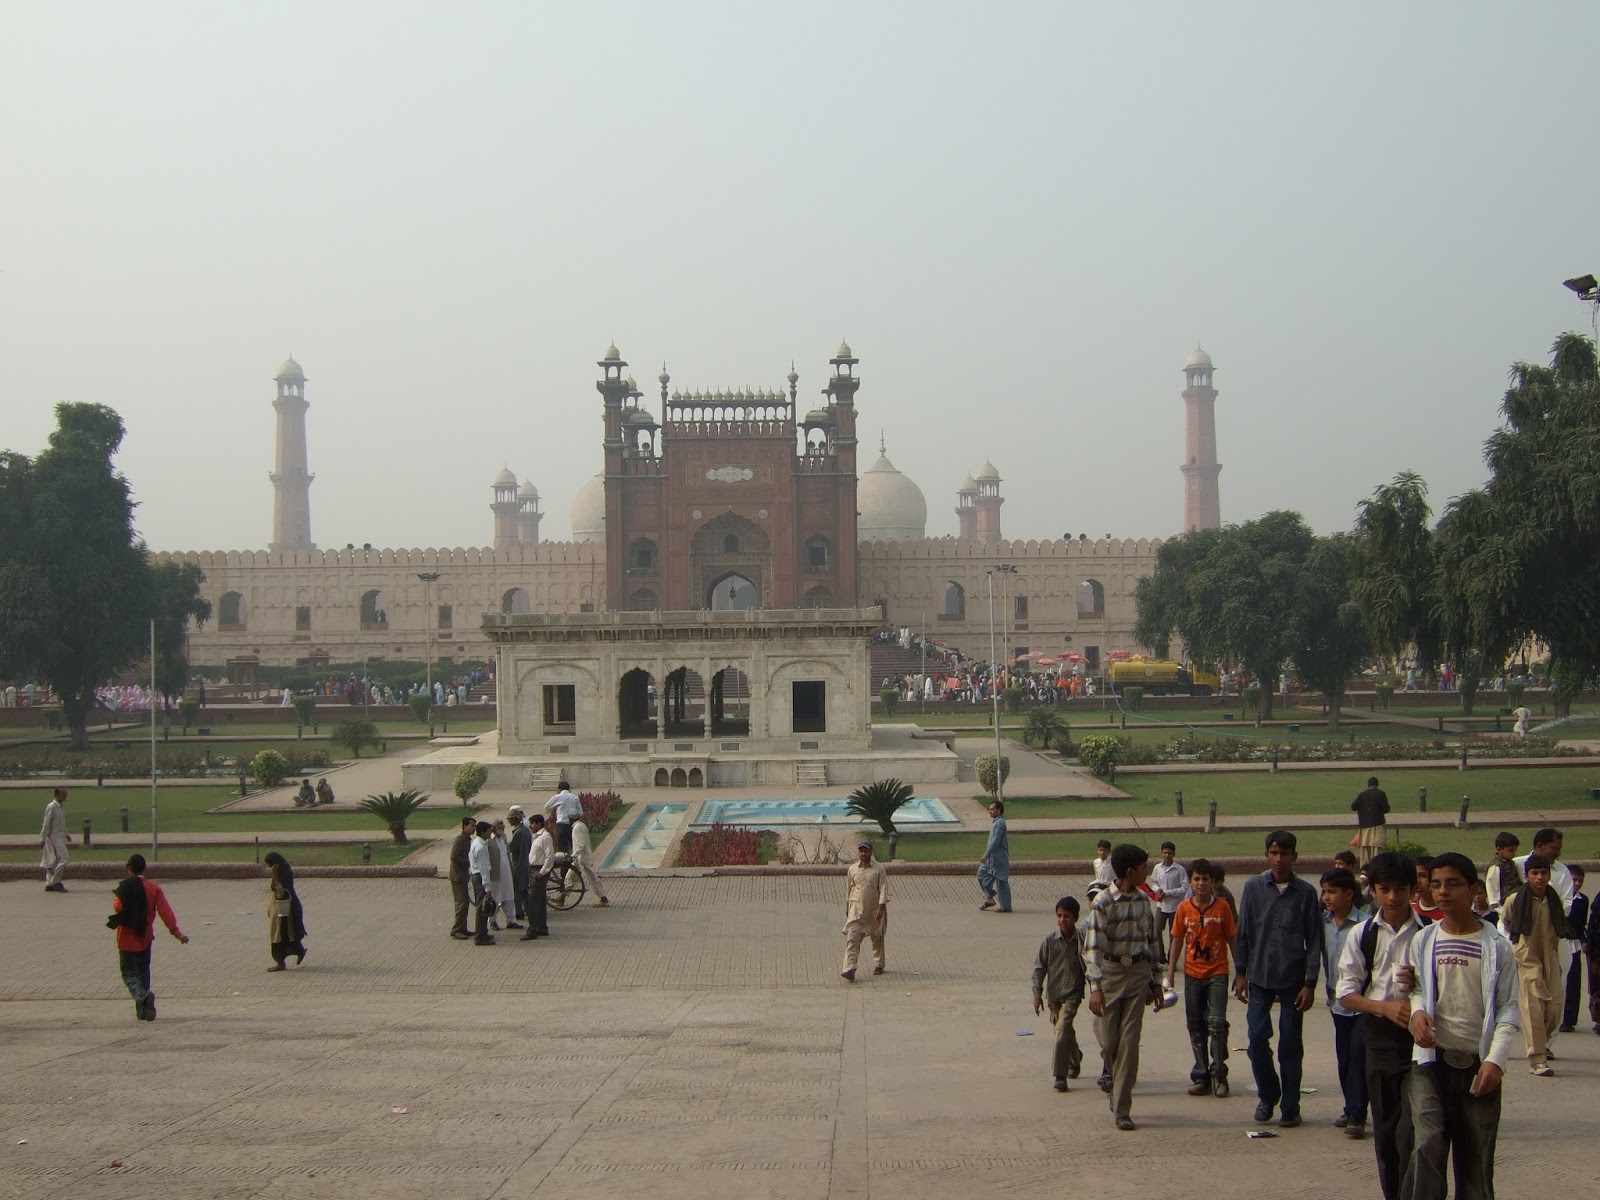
[[879, 428, 886, 455]]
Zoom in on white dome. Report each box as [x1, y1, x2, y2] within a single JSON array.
[[1185, 346, 1214, 369], [957, 474, 978, 493], [275, 356, 305, 380], [571, 473, 606, 542], [974, 460, 1001, 482], [493, 466, 518, 487], [517, 480, 539, 501], [858, 453, 927, 541]]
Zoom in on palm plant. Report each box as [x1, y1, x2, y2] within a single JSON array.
[[846, 778, 914, 836], [356, 788, 430, 844], [1021, 706, 1065, 748]]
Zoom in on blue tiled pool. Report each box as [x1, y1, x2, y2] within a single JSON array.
[[692, 797, 957, 829]]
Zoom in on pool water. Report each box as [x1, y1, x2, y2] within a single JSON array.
[[692, 797, 957, 829]]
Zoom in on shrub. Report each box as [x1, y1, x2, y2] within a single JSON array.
[[879, 688, 898, 715], [1122, 685, 1145, 712], [1077, 734, 1122, 778], [453, 761, 487, 807], [1243, 686, 1261, 712], [846, 778, 914, 835], [975, 752, 1011, 797], [177, 699, 200, 734], [1053, 730, 1074, 756], [280, 674, 313, 694], [1003, 687, 1025, 715], [1021, 706, 1066, 748], [1395, 836, 1430, 859], [579, 790, 625, 840], [1506, 682, 1525, 707], [356, 788, 430, 844], [291, 695, 317, 729], [676, 822, 766, 867], [333, 719, 381, 758], [409, 693, 433, 724], [1374, 682, 1395, 710], [251, 748, 290, 788]]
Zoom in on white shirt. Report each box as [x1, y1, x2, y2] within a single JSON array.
[[40, 799, 66, 845], [571, 820, 594, 860], [1335, 910, 1427, 1005], [1150, 861, 1188, 914], [546, 789, 582, 823], [1092, 856, 1114, 887], [468, 835, 493, 880], [528, 828, 554, 874]]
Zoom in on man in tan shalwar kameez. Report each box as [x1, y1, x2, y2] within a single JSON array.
[[841, 840, 888, 981]]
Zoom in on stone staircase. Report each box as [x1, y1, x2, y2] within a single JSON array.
[[795, 761, 828, 786], [523, 764, 566, 792]]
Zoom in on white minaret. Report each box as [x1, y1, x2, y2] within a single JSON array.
[[1181, 346, 1221, 532], [269, 357, 315, 550]]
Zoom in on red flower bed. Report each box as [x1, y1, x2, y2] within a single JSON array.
[[676, 822, 765, 867], [579, 790, 624, 839]]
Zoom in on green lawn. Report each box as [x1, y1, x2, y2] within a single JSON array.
[[1003, 766, 1600, 821], [0, 786, 483, 836], [888, 826, 1600, 863], [0, 842, 420, 866]]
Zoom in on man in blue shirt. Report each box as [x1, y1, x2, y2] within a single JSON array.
[[978, 800, 1011, 913], [1233, 830, 1322, 1127]]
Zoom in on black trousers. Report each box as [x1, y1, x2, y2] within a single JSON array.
[[554, 822, 573, 853], [527, 874, 550, 935], [1562, 949, 1582, 1028], [118, 947, 152, 1009], [1363, 1015, 1415, 1200]]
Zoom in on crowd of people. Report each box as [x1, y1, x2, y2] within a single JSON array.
[[837, 814, 1597, 1200]]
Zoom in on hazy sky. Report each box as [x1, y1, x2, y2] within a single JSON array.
[[5, 2, 1599, 551]]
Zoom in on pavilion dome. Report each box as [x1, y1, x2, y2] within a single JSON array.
[[493, 465, 518, 488], [974, 460, 1001, 482], [275, 356, 305, 380], [957, 474, 978, 494], [571, 473, 606, 542], [1185, 346, 1214, 369], [858, 451, 927, 541], [517, 480, 539, 501]]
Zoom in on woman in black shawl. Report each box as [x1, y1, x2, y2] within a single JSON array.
[[264, 851, 307, 970]]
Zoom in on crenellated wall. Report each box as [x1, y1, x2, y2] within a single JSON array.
[[160, 534, 1161, 668]]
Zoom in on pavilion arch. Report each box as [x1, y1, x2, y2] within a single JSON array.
[[662, 666, 706, 736], [360, 589, 389, 628], [627, 588, 659, 611], [710, 664, 752, 736], [802, 584, 833, 608], [1077, 579, 1104, 618], [691, 512, 770, 609], [618, 666, 658, 739], [941, 580, 965, 617], [502, 587, 531, 615], [219, 591, 246, 630]]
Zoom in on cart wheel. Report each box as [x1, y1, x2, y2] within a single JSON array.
[[549, 865, 585, 911]]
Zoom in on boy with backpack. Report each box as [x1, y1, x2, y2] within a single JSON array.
[[1165, 857, 1237, 1097], [1335, 851, 1425, 1200]]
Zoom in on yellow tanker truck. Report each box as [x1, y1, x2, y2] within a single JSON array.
[[1107, 658, 1220, 697]]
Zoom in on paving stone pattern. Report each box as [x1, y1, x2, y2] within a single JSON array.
[[0, 875, 1591, 1198]]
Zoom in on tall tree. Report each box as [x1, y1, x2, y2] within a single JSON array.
[[1430, 491, 1515, 716], [1132, 512, 1315, 721], [150, 561, 211, 738], [1295, 534, 1369, 729], [0, 404, 153, 748], [1352, 471, 1440, 681], [1473, 333, 1600, 717]]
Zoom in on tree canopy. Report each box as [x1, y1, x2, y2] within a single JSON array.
[[0, 404, 155, 747]]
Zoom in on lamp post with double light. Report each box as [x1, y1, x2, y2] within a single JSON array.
[[417, 572, 441, 705]]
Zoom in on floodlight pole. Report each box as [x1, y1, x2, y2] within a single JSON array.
[[417, 572, 441, 703], [987, 571, 1005, 804], [149, 619, 159, 862]]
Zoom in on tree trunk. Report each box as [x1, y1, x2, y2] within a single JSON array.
[[1325, 690, 1342, 731], [1258, 672, 1275, 722], [62, 690, 92, 751], [1459, 672, 1479, 717], [392, 825, 408, 845]]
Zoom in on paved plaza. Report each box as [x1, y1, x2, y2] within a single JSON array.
[[2, 872, 1594, 1199]]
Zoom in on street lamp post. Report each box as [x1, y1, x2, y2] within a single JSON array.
[[417, 572, 441, 704], [986, 570, 1005, 805]]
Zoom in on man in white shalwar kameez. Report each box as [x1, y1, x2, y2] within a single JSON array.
[[41, 787, 70, 892]]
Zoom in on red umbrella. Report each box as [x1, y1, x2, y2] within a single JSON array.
[[1036, 657, 1057, 666]]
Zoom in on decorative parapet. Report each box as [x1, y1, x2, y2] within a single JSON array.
[[481, 606, 883, 644]]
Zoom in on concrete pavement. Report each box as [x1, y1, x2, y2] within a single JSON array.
[[1, 873, 1594, 1199]]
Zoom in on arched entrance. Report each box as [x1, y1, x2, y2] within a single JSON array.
[[618, 667, 657, 738], [662, 666, 706, 737], [691, 512, 770, 610], [708, 573, 757, 611], [710, 666, 751, 736]]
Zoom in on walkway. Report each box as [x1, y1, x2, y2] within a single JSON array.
[[1, 874, 1592, 1199]]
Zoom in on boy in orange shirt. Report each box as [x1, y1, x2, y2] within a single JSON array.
[[108, 853, 189, 1021], [1165, 857, 1238, 1096]]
